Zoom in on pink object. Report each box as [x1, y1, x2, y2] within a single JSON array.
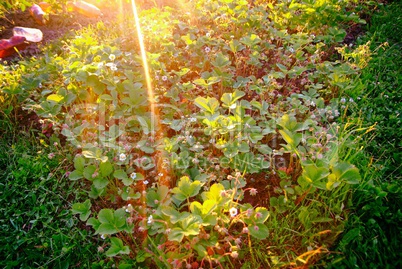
[[29, 4, 47, 25]]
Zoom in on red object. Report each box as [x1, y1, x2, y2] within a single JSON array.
[[0, 36, 27, 58], [29, 4, 47, 25]]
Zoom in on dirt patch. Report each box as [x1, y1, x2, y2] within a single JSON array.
[[0, 6, 119, 61]]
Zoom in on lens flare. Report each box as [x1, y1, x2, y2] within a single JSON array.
[[130, 0, 171, 188], [130, 0, 156, 133]]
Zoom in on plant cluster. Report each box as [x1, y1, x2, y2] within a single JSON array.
[[0, 0, 382, 268], [318, 2, 402, 268], [0, 122, 101, 268]]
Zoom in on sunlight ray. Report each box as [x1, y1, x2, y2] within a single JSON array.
[[130, 0, 156, 133], [130, 0, 171, 188]]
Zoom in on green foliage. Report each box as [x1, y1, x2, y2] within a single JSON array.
[[0, 0, 31, 16], [0, 127, 99, 268], [105, 237, 130, 257], [2, 0, 394, 268], [72, 199, 92, 221], [317, 2, 402, 268], [0, 0, 72, 18], [171, 175, 203, 203]]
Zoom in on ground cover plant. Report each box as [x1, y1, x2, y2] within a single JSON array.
[[1, 0, 400, 268], [317, 1, 402, 268]]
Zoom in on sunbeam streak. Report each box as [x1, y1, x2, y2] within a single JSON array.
[[130, 0, 171, 189], [130, 0, 156, 135]]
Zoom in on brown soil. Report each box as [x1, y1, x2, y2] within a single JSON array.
[[0, 5, 118, 61], [0, 1, 176, 62]]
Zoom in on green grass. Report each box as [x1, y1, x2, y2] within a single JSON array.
[[0, 119, 100, 268], [317, 2, 402, 268]]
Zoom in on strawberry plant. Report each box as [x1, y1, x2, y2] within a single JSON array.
[[2, 0, 394, 268]]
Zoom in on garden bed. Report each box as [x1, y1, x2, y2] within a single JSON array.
[[2, 1, 398, 268]]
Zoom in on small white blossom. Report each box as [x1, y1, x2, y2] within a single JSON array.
[[147, 215, 153, 224], [105, 62, 117, 71], [119, 153, 127, 162], [162, 75, 168, 81], [125, 204, 133, 213], [143, 180, 149, 185], [204, 47, 211, 53], [230, 251, 239, 259], [109, 54, 116, 61], [130, 172, 137, 179], [229, 207, 238, 218]]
